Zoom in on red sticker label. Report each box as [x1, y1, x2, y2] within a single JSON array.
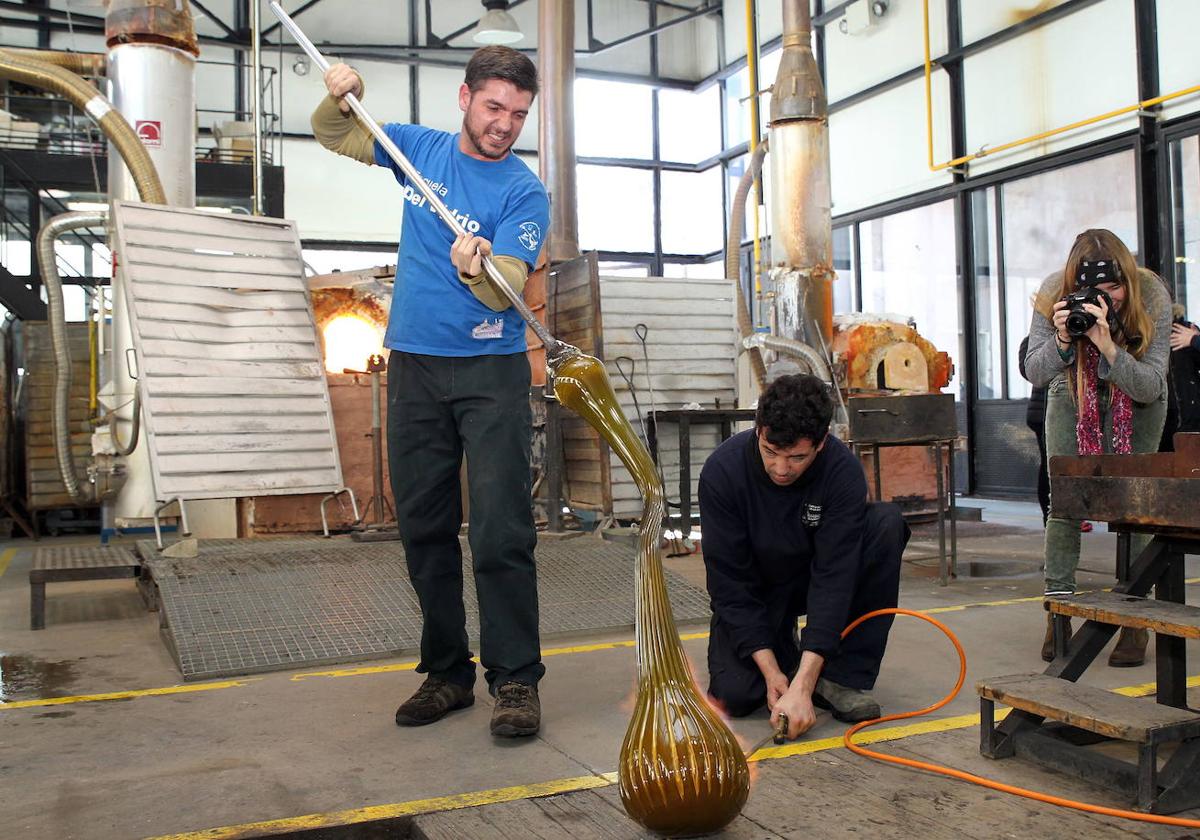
[[136, 120, 162, 147]]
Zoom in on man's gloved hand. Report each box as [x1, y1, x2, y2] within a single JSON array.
[[324, 62, 363, 114], [451, 233, 491, 279]]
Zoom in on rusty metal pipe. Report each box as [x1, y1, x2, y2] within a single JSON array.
[[538, 0, 580, 261], [768, 0, 832, 351]]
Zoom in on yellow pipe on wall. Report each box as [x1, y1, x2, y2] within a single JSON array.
[[922, 0, 1200, 172]]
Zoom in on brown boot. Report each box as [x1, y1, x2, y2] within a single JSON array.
[[1108, 627, 1149, 667], [1041, 614, 1072, 662]]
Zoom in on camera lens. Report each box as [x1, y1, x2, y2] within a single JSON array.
[[1065, 310, 1095, 337]]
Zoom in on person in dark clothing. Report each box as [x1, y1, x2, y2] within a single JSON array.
[[698, 374, 909, 741], [1018, 335, 1050, 523], [1161, 305, 1200, 450]]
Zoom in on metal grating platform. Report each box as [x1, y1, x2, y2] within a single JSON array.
[[32, 544, 140, 571], [137, 537, 711, 681]]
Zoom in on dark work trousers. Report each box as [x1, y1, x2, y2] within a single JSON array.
[[1030, 424, 1050, 524], [386, 350, 543, 695], [706, 502, 908, 718]]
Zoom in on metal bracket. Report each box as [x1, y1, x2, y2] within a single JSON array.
[[320, 487, 360, 537], [153, 497, 191, 550]]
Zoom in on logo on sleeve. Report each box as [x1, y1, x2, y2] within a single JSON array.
[[518, 221, 542, 252], [801, 503, 822, 528]]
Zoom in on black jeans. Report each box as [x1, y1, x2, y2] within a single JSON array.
[[706, 502, 908, 717], [387, 350, 543, 694]]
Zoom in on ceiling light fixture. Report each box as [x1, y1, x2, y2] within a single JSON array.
[[293, 55, 310, 76], [473, 0, 523, 46]]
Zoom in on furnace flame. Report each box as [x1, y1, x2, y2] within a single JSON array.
[[323, 314, 384, 374]]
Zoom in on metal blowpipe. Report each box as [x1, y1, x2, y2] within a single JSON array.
[[268, 1, 575, 366]]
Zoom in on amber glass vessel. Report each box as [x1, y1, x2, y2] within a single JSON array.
[[553, 353, 750, 836]]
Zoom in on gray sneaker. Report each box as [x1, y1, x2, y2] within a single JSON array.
[[490, 681, 541, 737], [813, 677, 881, 723], [395, 676, 474, 727]]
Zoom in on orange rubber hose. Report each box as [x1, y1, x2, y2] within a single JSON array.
[[839, 608, 1200, 828]]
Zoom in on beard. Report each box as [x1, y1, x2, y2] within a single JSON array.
[[462, 117, 512, 160]]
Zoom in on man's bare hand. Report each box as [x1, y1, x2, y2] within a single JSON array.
[[771, 687, 817, 740], [324, 63, 362, 114], [451, 233, 491, 277], [764, 671, 790, 711]]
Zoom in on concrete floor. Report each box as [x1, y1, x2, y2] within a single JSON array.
[[2, 500, 1199, 839]]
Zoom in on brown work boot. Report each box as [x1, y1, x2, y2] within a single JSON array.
[[394, 676, 474, 727], [490, 681, 541, 737], [1041, 614, 1072, 663], [1108, 627, 1149, 667], [812, 677, 881, 723]]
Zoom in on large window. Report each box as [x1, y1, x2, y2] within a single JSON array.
[[972, 187, 1003, 400], [992, 151, 1138, 398], [576, 165, 655, 253], [859, 199, 962, 397], [660, 168, 724, 256], [832, 225, 855, 314], [574, 79, 653, 160], [659, 85, 721, 164], [1170, 134, 1200, 318]]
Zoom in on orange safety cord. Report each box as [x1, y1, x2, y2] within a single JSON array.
[[839, 608, 1200, 829]]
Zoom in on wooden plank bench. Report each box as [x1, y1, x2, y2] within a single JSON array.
[[979, 672, 1200, 812], [29, 546, 141, 630], [1047, 591, 1200, 638], [979, 673, 1200, 744]]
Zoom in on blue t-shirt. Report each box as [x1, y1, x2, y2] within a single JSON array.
[[374, 124, 549, 357]]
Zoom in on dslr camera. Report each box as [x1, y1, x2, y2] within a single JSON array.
[[1062, 259, 1118, 338]]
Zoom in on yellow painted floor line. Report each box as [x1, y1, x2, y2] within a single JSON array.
[[0, 679, 258, 711], [147, 773, 620, 840], [147, 666, 1200, 840], [0, 547, 16, 579]]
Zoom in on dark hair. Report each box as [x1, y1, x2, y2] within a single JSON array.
[[464, 46, 539, 97], [755, 374, 833, 448]]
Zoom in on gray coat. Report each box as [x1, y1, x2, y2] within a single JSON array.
[[1024, 268, 1171, 405]]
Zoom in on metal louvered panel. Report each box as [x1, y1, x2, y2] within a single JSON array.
[[598, 276, 738, 519], [111, 200, 344, 502]]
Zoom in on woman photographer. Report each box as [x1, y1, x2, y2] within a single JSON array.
[[1024, 229, 1171, 666]]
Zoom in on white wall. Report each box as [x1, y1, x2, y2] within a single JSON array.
[[1158, 0, 1200, 121], [822, 0, 949, 103], [282, 137, 403, 243], [830, 71, 954, 215], [962, 0, 1138, 175]]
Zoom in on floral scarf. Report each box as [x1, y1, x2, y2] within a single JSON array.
[[1076, 343, 1133, 455]]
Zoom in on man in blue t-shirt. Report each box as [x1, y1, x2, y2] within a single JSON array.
[[313, 47, 549, 738]]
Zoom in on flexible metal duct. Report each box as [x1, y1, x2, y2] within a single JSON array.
[[726, 138, 769, 391], [4, 49, 106, 76], [38, 210, 109, 503], [0, 49, 167, 204], [742, 332, 831, 383]]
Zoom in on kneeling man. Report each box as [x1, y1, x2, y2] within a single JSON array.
[[698, 374, 909, 740]]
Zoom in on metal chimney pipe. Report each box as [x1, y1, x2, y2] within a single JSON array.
[[251, 0, 264, 215], [768, 0, 833, 353], [538, 0, 581, 261]]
